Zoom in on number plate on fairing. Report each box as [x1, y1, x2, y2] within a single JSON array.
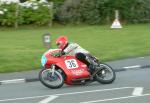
[[65, 59, 79, 69]]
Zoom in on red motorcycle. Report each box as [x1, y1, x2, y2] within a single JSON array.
[[39, 49, 116, 89]]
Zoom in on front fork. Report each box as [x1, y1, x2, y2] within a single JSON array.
[[50, 64, 55, 76]]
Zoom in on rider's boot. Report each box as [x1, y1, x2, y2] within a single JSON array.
[[86, 57, 100, 75], [86, 57, 99, 67]]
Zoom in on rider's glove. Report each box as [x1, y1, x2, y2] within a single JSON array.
[[52, 51, 65, 57], [52, 52, 63, 57], [53, 52, 61, 57]]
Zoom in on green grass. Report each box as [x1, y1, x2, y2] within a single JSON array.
[[0, 24, 150, 73]]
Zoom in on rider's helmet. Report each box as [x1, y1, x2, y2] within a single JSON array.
[[56, 36, 68, 50]]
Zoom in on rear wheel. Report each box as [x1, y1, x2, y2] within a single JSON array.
[[39, 69, 64, 89], [95, 63, 116, 84]]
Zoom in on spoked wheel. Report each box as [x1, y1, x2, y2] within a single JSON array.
[[95, 63, 116, 84], [39, 69, 64, 89]]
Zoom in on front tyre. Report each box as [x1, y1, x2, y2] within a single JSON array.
[[39, 69, 64, 89], [95, 63, 116, 84]]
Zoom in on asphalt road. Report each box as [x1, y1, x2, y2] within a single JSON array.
[[0, 68, 150, 103]]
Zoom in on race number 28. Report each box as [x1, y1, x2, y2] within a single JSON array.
[[65, 59, 79, 69]]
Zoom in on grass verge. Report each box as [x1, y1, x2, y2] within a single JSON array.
[[0, 24, 150, 73]]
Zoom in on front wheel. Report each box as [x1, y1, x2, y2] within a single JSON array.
[[95, 63, 116, 84], [39, 69, 64, 89]]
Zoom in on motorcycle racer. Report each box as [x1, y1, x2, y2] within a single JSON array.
[[55, 36, 98, 73]]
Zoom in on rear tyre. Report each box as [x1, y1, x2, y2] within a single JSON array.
[[95, 63, 116, 84], [39, 69, 64, 89]]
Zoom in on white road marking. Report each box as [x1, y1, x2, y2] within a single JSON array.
[[123, 65, 141, 69], [0, 79, 25, 84], [55, 87, 133, 96], [38, 96, 58, 103], [132, 87, 143, 96], [0, 87, 134, 102], [80, 93, 150, 103], [139, 57, 145, 59], [0, 95, 50, 102]]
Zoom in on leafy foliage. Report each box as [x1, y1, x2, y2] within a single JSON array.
[[19, 3, 52, 25], [48, 0, 65, 3], [0, 1, 53, 26], [0, 3, 17, 26], [0, 0, 150, 26], [55, 0, 150, 24]]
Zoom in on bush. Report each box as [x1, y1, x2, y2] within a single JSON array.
[[48, 0, 65, 3], [79, 0, 107, 24], [55, 0, 150, 24], [0, 0, 53, 27], [110, 0, 150, 23], [0, 3, 17, 26], [127, 0, 150, 23], [19, 2, 52, 25], [55, 0, 116, 24], [1, 0, 150, 26], [55, 0, 81, 24]]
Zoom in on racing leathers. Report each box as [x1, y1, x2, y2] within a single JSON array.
[[60, 43, 98, 72]]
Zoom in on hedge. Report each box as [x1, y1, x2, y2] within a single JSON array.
[[0, 0, 53, 27], [55, 0, 150, 24], [1, 0, 150, 26]]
